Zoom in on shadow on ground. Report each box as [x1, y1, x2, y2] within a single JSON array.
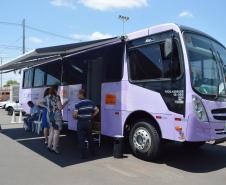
[[156, 142, 226, 173], [2, 127, 226, 173], [2, 128, 114, 167]]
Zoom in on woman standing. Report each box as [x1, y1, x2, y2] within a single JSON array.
[[42, 88, 50, 144], [39, 86, 68, 154]]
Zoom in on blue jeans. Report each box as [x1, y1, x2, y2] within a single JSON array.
[[24, 114, 38, 131]]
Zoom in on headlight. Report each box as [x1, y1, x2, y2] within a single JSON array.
[[192, 95, 208, 122]]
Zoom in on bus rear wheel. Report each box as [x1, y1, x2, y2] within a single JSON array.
[[129, 120, 161, 161]]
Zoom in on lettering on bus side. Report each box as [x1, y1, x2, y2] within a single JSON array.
[[164, 90, 184, 104]]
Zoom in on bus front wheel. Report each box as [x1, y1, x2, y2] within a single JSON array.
[[129, 120, 161, 161]]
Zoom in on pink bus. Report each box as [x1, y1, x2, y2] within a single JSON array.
[[1, 23, 226, 161]]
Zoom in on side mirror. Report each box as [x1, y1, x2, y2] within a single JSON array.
[[164, 38, 173, 58], [15, 100, 19, 103]]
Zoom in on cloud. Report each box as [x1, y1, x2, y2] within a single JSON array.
[[90, 32, 112, 40], [50, 0, 75, 8], [71, 32, 112, 41], [79, 0, 148, 11], [179, 11, 194, 18], [28, 37, 43, 44]]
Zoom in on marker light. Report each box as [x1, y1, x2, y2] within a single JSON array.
[[175, 126, 182, 131], [105, 94, 116, 105]]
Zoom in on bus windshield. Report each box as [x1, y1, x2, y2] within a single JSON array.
[[184, 33, 226, 97]]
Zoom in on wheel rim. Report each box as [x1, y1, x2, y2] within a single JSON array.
[[133, 127, 151, 153]]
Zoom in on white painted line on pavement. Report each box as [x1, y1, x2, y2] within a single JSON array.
[[15, 135, 66, 142], [106, 164, 137, 177]]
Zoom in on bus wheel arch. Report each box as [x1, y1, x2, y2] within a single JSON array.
[[124, 111, 162, 139], [124, 111, 162, 161]]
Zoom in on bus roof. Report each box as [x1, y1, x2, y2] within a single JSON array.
[[1, 23, 225, 73], [127, 23, 225, 48], [179, 25, 226, 49]]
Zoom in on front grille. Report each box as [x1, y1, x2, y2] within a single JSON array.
[[211, 108, 226, 120], [213, 116, 226, 120], [215, 129, 226, 135], [212, 108, 226, 114], [216, 132, 226, 135], [215, 128, 225, 131]]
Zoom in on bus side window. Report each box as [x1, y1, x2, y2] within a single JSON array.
[[45, 61, 61, 86], [33, 67, 45, 87], [23, 69, 33, 88], [160, 40, 181, 79], [102, 43, 124, 82], [128, 40, 181, 81], [62, 57, 87, 86], [128, 43, 163, 80]]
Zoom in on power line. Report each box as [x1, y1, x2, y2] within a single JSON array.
[[26, 25, 77, 41], [0, 37, 22, 55], [0, 44, 22, 49], [0, 21, 21, 27], [0, 20, 78, 41]]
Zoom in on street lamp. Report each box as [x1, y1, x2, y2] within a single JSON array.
[[118, 15, 129, 36]]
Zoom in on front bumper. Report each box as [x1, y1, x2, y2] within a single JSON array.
[[212, 138, 226, 145], [186, 114, 226, 142]]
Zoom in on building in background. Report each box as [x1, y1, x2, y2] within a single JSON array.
[[0, 85, 19, 102], [0, 87, 10, 101]]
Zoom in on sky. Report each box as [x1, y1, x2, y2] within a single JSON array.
[[0, 0, 226, 85]]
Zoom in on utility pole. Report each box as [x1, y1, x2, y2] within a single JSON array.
[[118, 15, 129, 36], [22, 18, 25, 54], [0, 57, 2, 90]]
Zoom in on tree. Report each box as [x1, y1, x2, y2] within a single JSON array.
[[3, 80, 19, 87]]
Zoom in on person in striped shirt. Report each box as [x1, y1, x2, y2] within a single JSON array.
[[73, 89, 99, 159]]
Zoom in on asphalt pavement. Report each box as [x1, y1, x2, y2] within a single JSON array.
[[0, 109, 226, 185]]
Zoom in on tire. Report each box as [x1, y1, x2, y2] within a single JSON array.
[[129, 120, 161, 161], [183, 141, 205, 149], [7, 107, 14, 116]]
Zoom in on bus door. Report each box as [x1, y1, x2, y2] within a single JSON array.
[[87, 58, 102, 107], [67, 85, 82, 130], [60, 86, 69, 122], [87, 58, 102, 124]]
